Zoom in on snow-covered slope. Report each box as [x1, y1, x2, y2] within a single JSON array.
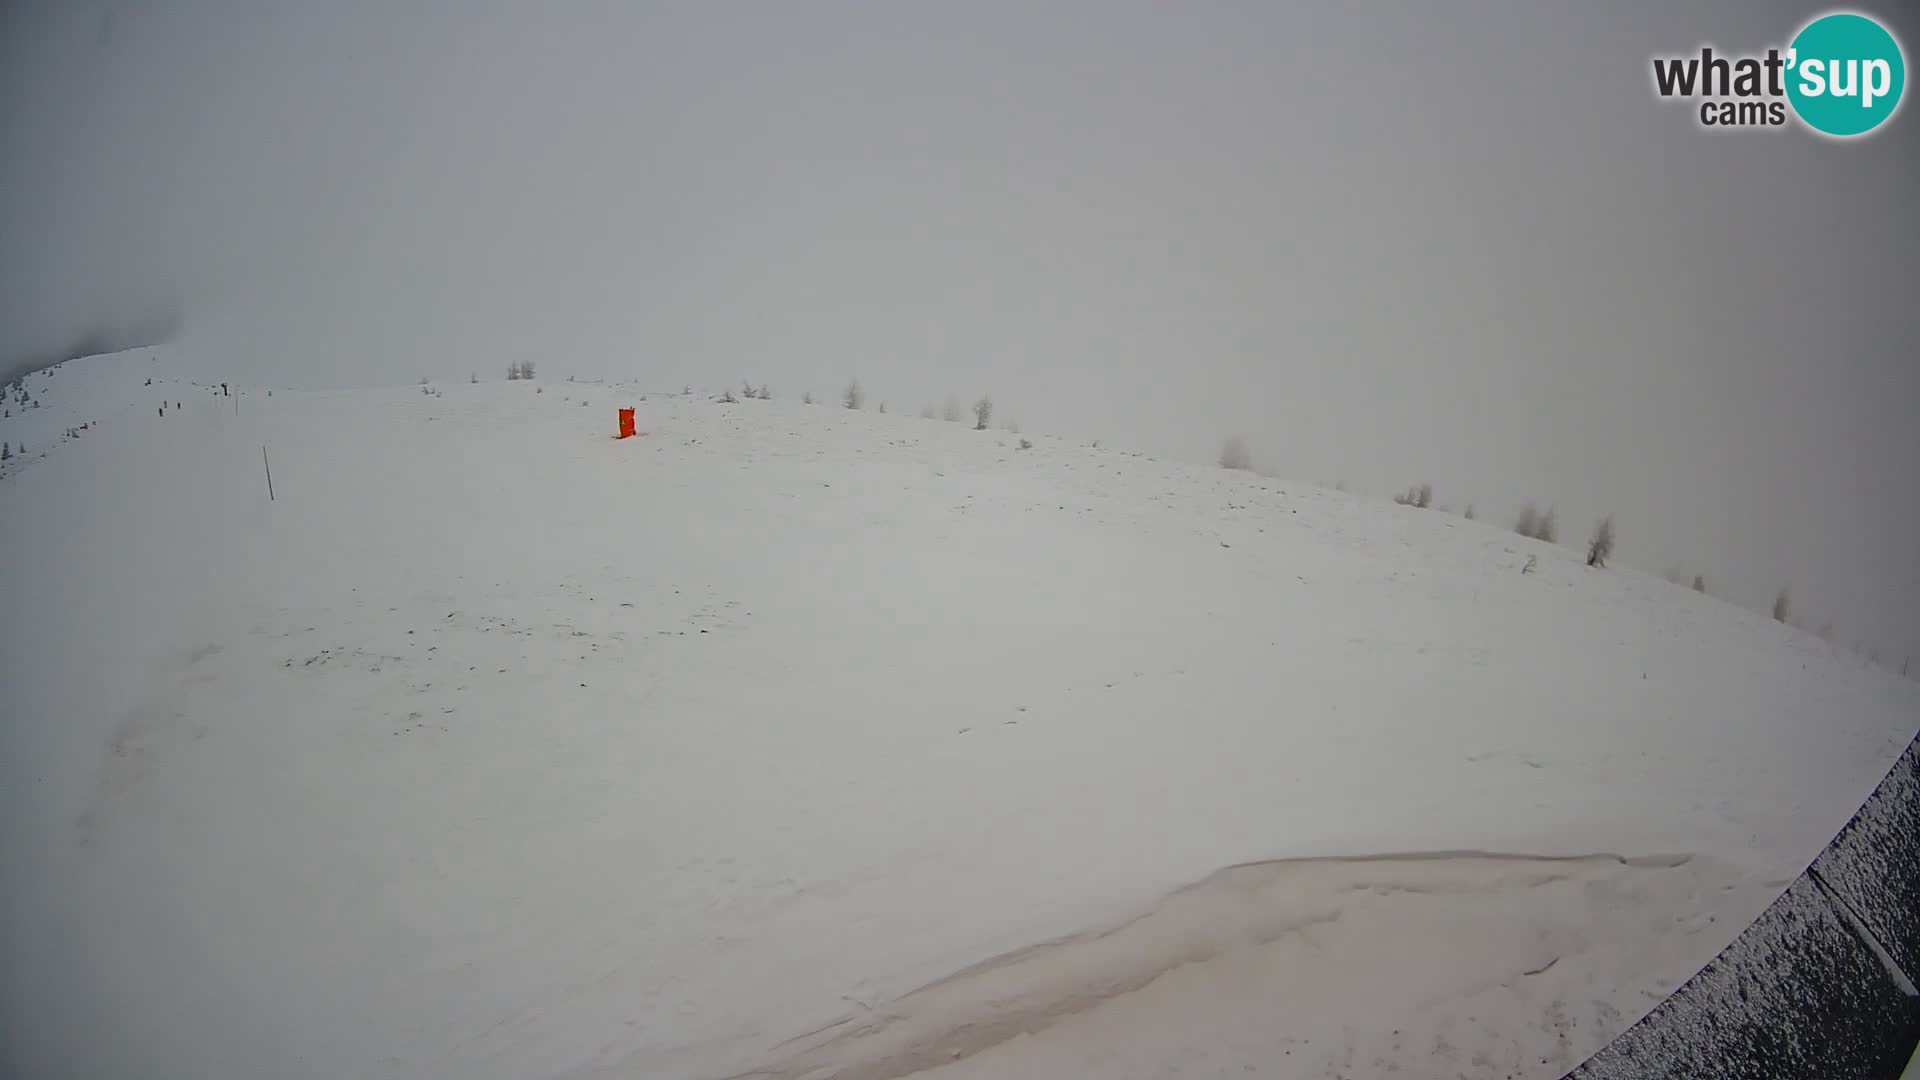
[[0, 348, 170, 473], [3, 350, 1915, 1080]]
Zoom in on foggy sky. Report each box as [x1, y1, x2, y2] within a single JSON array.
[[4, 1, 1917, 660]]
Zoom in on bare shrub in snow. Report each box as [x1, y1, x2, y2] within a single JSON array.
[[523, 361, 537, 380], [919, 403, 936, 419], [1510, 501, 1559, 541], [973, 395, 993, 430], [1394, 483, 1433, 509], [1464, 504, 1476, 520], [844, 380, 864, 410], [943, 397, 964, 422], [720, 389, 738, 403], [803, 391, 814, 405], [1018, 438, 1033, 450], [1693, 574, 1707, 593], [470, 373, 478, 384], [2, 443, 10, 461], [757, 385, 771, 400], [1540, 507, 1560, 543], [1586, 515, 1614, 568], [1514, 501, 1538, 538], [1219, 437, 1252, 471], [1773, 588, 1790, 623], [878, 401, 888, 414]]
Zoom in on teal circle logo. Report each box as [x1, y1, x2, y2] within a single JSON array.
[[1787, 12, 1906, 137]]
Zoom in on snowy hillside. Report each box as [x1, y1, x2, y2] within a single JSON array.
[[3, 349, 1916, 1080]]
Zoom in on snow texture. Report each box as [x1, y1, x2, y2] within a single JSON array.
[[3, 348, 1919, 1080]]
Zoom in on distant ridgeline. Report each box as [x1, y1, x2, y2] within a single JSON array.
[[1, 312, 180, 386], [1564, 730, 1920, 1079]]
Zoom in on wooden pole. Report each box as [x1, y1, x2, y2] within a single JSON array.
[[262, 445, 275, 501]]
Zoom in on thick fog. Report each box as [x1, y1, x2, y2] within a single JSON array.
[[4, 0, 1916, 660]]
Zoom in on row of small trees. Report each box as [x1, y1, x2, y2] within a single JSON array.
[[724, 378, 1005, 432], [1350, 471, 1845, 636], [1511, 499, 1614, 569], [1218, 439, 1635, 570], [837, 380, 999, 430], [1381, 483, 1618, 569], [1312, 463, 1822, 631], [1211, 443, 1829, 620], [720, 380, 772, 403]]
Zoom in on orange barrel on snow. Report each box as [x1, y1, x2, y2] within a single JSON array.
[[617, 408, 636, 439]]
